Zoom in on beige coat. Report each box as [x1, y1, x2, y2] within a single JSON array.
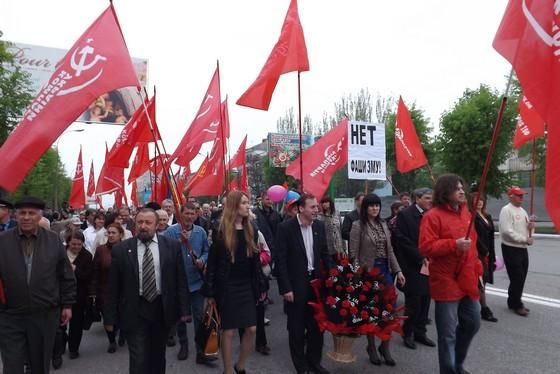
[[349, 220, 401, 273]]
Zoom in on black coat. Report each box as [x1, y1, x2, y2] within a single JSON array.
[[202, 228, 268, 307], [474, 213, 496, 284], [252, 206, 281, 253], [394, 204, 429, 296], [274, 218, 334, 305], [341, 209, 360, 241], [70, 247, 93, 307], [103, 235, 191, 331]]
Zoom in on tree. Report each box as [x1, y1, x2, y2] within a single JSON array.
[[436, 84, 519, 197], [275, 107, 313, 135], [385, 103, 434, 194]]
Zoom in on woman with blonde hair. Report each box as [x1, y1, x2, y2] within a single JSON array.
[[203, 190, 268, 374]]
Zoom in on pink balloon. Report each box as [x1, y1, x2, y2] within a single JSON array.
[[495, 256, 505, 272], [267, 185, 287, 203]]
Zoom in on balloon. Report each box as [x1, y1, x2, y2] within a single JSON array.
[[285, 190, 301, 203], [494, 256, 505, 272], [267, 185, 287, 202]]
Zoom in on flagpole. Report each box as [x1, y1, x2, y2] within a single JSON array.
[[425, 163, 436, 184], [217, 60, 229, 195], [297, 72, 304, 191], [529, 139, 537, 216], [386, 175, 400, 196], [465, 68, 514, 239]]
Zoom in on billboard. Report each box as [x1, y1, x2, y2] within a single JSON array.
[[7, 41, 148, 125], [267, 132, 314, 168]]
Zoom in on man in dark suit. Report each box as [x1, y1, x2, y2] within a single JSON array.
[[275, 193, 334, 374], [104, 208, 191, 374], [394, 188, 436, 349]]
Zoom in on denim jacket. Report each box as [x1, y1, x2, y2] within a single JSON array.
[[163, 224, 209, 292]]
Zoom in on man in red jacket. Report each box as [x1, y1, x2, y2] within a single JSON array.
[[419, 174, 482, 374]]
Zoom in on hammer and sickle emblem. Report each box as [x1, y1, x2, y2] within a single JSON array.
[[71, 45, 107, 77]]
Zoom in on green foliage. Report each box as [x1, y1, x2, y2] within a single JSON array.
[[436, 84, 519, 197], [516, 137, 546, 187], [11, 148, 71, 208], [0, 32, 34, 144], [385, 103, 434, 194], [262, 156, 290, 187]]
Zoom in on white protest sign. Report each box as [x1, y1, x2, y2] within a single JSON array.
[[347, 121, 386, 180]]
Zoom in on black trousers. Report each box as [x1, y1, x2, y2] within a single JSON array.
[[502, 244, 529, 310], [0, 308, 59, 374], [285, 284, 323, 372], [126, 297, 169, 374], [68, 303, 85, 353], [402, 294, 431, 338]]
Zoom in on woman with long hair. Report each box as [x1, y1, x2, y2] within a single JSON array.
[[203, 191, 267, 374], [90, 223, 126, 352], [349, 193, 405, 366], [469, 192, 498, 322], [318, 196, 346, 259]]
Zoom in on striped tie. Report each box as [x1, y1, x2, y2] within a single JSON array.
[[142, 242, 157, 302]]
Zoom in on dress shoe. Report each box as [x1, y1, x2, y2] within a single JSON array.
[[68, 351, 79, 360], [52, 356, 63, 370], [234, 364, 247, 374], [107, 342, 117, 353], [514, 307, 529, 317], [177, 344, 189, 360], [481, 307, 498, 322], [378, 344, 396, 366], [415, 335, 436, 347], [256, 345, 271, 355], [167, 335, 176, 347], [308, 363, 330, 374], [196, 352, 217, 364], [403, 336, 416, 349], [366, 344, 381, 365]]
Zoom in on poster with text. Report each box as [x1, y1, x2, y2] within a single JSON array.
[[347, 121, 386, 180]]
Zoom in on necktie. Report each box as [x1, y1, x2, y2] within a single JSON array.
[[142, 242, 157, 302]]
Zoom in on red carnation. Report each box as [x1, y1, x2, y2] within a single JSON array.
[[341, 300, 351, 309], [329, 268, 338, 277], [356, 267, 364, 275], [346, 286, 354, 293], [350, 307, 358, 315], [364, 281, 373, 288], [359, 294, 367, 302], [385, 304, 393, 312], [379, 284, 385, 290], [373, 295, 379, 303], [360, 311, 369, 320], [346, 273, 354, 279], [340, 258, 349, 267], [339, 309, 348, 317], [326, 296, 336, 306], [336, 285, 343, 292], [325, 279, 334, 288], [362, 286, 370, 293], [369, 268, 380, 276], [373, 307, 380, 316]]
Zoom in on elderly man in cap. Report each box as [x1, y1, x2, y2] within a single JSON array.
[[0, 196, 76, 374], [499, 186, 534, 317], [0, 198, 16, 232]]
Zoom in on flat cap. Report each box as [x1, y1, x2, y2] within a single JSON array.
[[14, 196, 46, 210], [0, 198, 13, 209]]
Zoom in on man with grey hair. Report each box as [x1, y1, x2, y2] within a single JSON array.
[[161, 199, 176, 226], [394, 187, 436, 350]]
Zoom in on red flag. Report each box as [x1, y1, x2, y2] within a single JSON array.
[[130, 180, 138, 208], [229, 165, 249, 193], [128, 143, 150, 183], [236, 0, 309, 111], [493, 1, 560, 230], [185, 136, 225, 197], [395, 96, 428, 173], [0, 5, 139, 192], [512, 95, 546, 149], [228, 135, 247, 169], [107, 95, 160, 168], [175, 166, 191, 197], [286, 119, 347, 198], [87, 160, 96, 197], [149, 154, 171, 203], [68, 148, 85, 208], [221, 97, 231, 140], [96, 143, 124, 196], [171, 68, 221, 167]]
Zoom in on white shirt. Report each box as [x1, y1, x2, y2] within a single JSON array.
[[297, 214, 314, 271], [83, 227, 103, 255], [499, 203, 531, 248], [167, 214, 174, 226], [137, 235, 162, 295]]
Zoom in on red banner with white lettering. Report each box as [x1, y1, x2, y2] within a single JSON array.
[[0, 4, 139, 192], [286, 119, 348, 198], [395, 96, 428, 173], [68, 148, 85, 208], [512, 95, 546, 149], [494, 0, 560, 230]]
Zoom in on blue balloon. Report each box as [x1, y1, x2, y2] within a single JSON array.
[[285, 190, 300, 203]]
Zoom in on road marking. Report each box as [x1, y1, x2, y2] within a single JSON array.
[[486, 286, 560, 309]]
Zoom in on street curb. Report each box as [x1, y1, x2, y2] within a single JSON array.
[[494, 233, 559, 239]]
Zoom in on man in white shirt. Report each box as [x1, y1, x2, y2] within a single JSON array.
[[499, 186, 534, 317]]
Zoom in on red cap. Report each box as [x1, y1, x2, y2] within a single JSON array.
[[507, 186, 527, 196]]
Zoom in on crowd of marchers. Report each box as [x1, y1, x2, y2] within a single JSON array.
[[0, 174, 535, 374]]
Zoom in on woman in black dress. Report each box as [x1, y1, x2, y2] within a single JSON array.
[[470, 192, 498, 322], [204, 190, 267, 374]]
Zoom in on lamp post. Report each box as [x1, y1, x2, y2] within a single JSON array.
[[53, 128, 84, 211]]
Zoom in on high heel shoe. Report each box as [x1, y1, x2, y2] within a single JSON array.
[[366, 344, 381, 365], [378, 344, 396, 366], [234, 365, 247, 374]]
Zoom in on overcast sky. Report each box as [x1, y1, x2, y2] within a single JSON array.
[[0, 0, 512, 201]]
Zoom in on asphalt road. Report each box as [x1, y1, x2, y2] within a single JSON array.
[[6, 236, 560, 374]]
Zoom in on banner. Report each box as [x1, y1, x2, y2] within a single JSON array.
[[267, 132, 314, 167], [347, 121, 386, 180], [7, 41, 148, 125]]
